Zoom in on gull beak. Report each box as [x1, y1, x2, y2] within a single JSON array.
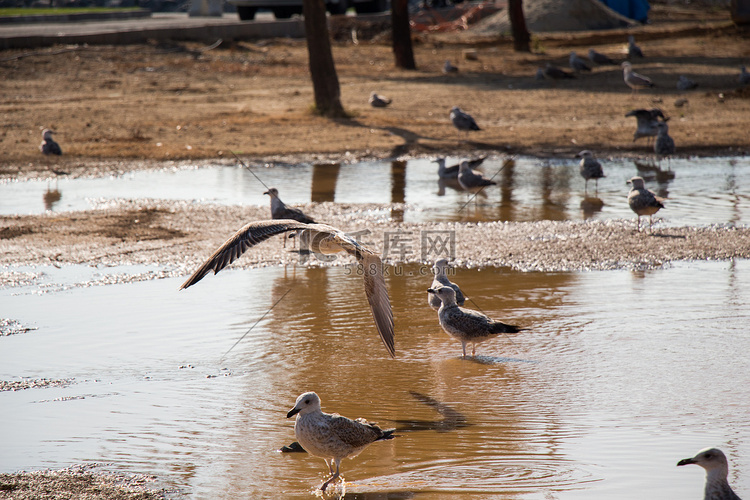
[[676, 457, 695, 467], [263, 191, 270, 195], [427, 288, 437, 294], [287, 407, 300, 419]]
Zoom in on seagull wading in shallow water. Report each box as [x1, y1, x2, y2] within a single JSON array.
[[180, 219, 395, 357], [428, 259, 466, 311], [576, 150, 605, 195], [287, 392, 396, 492], [427, 286, 523, 358], [677, 448, 742, 500]]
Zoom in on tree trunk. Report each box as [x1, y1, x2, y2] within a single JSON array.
[[391, 0, 416, 69], [508, 0, 531, 52], [302, 0, 347, 117]]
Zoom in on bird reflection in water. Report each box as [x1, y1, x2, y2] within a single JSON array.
[[580, 196, 604, 219], [634, 159, 675, 198]]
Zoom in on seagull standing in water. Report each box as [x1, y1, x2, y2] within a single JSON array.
[[654, 121, 675, 166], [677, 448, 742, 500], [458, 160, 495, 190], [622, 62, 654, 95], [39, 129, 62, 156], [627, 176, 665, 231], [427, 286, 523, 358], [428, 259, 465, 311], [180, 219, 395, 357], [433, 156, 486, 179], [287, 392, 395, 492], [576, 150, 605, 195], [449, 106, 480, 141]]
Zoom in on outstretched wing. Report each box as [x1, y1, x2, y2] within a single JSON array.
[[179, 219, 311, 290]]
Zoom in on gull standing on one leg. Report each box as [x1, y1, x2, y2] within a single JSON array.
[[180, 219, 395, 357], [427, 286, 523, 358], [677, 448, 742, 500], [428, 258, 466, 310], [287, 392, 395, 492], [627, 176, 665, 231]]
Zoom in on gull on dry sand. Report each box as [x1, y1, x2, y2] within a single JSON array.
[[625, 108, 668, 145], [369, 92, 391, 108], [575, 150, 605, 195], [543, 62, 575, 80], [428, 258, 466, 311], [287, 392, 395, 492], [622, 62, 654, 95], [654, 121, 676, 165], [39, 129, 62, 156], [739, 65, 750, 85], [569, 51, 592, 73], [628, 35, 644, 58], [433, 156, 486, 179], [587, 48, 616, 65], [180, 219, 395, 357], [676, 75, 698, 90], [427, 286, 524, 358], [443, 59, 458, 74], [677, 448, 742, 500], [458, 160, 496, 190], [449, 106, 480, 140], [627, 176, 665, 231]]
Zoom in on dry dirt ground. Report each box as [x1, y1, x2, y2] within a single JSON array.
[[1, 8, 750, 497]]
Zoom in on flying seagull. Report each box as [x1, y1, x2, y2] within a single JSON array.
[[287, 392, 395, 492], [180, 219, 395, 357], [677, 448, 742, 500], [428, 286, 523, 358], [39, 129, 62, 156]]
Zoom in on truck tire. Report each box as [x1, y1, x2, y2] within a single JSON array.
[[236, 6, 257, 20], [354, 0, 388, 13], [327, 0, 348, 15]]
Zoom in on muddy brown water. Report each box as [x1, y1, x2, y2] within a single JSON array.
[[1, 261, 749, 498], [2, 156, 749, 226]]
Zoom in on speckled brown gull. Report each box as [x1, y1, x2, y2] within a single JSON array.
[[369, 92, 392, 108], [569, 51, 591, 73], [458, 160, 495, 190], [622, 62, 654, 95], [677, 448, 742, 500], [627, 176, 665, 230], [427, 286, 522, 357], [576, 150, 605, 195], [588, 48, 616, 65], [628, 35, 644, 58], [428, 259, 465, 311], [39, 129, 62, 156], [180, 219, 395, 357], [287, 392, 395, 492]]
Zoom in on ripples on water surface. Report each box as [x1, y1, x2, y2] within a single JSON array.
[[2, 156, 749, 226], [1, 262, 749, 498]]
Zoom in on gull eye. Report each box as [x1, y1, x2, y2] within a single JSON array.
[[304, 399, 310, 405]]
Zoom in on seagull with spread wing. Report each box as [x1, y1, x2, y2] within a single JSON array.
[[180, 219, 395, 357]]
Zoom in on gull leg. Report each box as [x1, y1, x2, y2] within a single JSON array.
[[461, 342, 467, 358], [321, 460, 341, 492], [471, 344, 476, 357]]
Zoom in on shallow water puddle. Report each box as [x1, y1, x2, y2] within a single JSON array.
[[2, 156, 749, 226], [1, 261, 749, 498]]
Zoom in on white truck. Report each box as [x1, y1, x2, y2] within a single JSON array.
[[228, 0, 389, 20]]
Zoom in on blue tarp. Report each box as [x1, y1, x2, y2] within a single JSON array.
[[600, 0, 650, 23]]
